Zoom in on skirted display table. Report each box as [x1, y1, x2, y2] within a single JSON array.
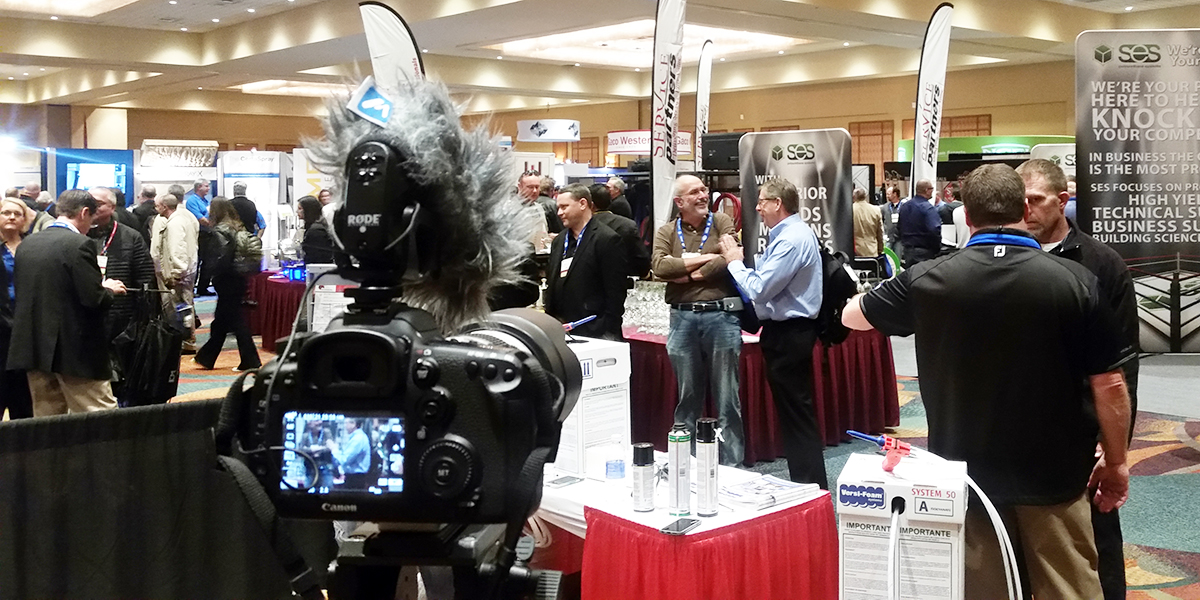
[[625, 328, 900, 464], [245, 272, 306, 353]]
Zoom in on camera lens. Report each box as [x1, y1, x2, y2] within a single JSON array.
[[454, 308, 581, 423]]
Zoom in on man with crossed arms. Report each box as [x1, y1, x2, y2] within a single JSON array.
[[652, 174, 745, 466]]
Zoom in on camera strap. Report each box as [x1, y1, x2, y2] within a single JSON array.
[[213, 370, 325, 600]]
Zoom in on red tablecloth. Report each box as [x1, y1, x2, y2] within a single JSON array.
[[626, 328, 899, 465], [245, 272, 307, 353], [580, 493, 838, 600]]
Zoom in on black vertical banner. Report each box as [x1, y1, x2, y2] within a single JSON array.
[[737, 130, 854, 267], [1077, 29, 1200, 352]]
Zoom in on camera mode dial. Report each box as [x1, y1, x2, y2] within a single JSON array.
[[418, 434, 478, 501]]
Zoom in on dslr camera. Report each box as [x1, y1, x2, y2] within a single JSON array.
[[234, 139, 581, 525]]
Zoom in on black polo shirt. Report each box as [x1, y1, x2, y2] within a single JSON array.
[[861, 228, 1135, 505]]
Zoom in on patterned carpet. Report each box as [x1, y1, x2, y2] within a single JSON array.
[[172, 297, 266, 402]]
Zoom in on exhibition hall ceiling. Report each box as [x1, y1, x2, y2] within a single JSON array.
[[0, 0, 1197, 116]]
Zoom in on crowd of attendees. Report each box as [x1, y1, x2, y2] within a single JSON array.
[[0, 179, 337, 419]]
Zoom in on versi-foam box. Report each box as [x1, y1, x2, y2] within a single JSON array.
[[551, 338, 631, 479], [837, 452, 968, 600]]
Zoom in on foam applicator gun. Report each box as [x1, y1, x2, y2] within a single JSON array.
[[848, 430, 911, 473]]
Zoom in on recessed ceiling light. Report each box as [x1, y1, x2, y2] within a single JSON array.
[[421, 48, 428, 53], [496, 55, 503, 59], [843, 42, 850, 47], [574, 63, 580, 66], [180, 27, 187, 31], [247, 8, 255, 13], [39, 68, 45, 71], [7, 77, 13, 80], [50, 15, 58, 20], [168, 0, 176, 4], [778, 50, 785, 54], [719, 57, 726, 61], [634, 68, 641, 72], [197, 87, 203, 90], [212, 18, 219, 22], [1125, 5, 1132, 9], [22, 72, 28, 76]]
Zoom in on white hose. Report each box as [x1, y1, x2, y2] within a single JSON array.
[[905, 446, 1023, 600], [888, 505, 902, 600]]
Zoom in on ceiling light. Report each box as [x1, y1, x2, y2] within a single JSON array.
[[719, 57, 725, 61], [238, 79, 352, 98], [50, 15, 58, 19], [574, 63, 581, 67], [490, 20, 809, 69], [212, 18, 219, 22], [1125, 5, 1132, 10], [247, 8, 255, 13], [197, 87, 203, 90], [634, 68, 641, 72], [778, 50, 785, 54], [168, 0, 176, 3], [496, 56, 503, 60], [421, 48, 428, 53], [180, 27, 187, 31], [39, 68, 45, 71], [22, 72, 28, 76], [6, 77, 13, 80], [843, 42, 850, 47]]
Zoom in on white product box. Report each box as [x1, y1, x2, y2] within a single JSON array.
[[552, 337, 631, 480], [838, 452, 968, 600]]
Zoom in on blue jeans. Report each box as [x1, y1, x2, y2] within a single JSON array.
[[666, 309, 744, 466]]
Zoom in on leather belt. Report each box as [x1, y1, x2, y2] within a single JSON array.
[[671, 297, 744, 313]]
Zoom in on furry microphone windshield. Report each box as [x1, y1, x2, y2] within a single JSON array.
[[304, 78, 539, 333]]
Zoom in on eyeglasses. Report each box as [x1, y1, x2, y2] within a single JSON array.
[[756, 196, 780, 206], [0, 210, 23, 218]]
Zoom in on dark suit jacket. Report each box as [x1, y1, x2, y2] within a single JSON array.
[[610, 195, 633, 220], [592, 211, 650, 278], [544, 219, 628, 340], [7, 226, 115, 380], [132, 201, 158, 245]]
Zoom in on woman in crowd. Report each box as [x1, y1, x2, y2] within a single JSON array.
[[0, 197, 33, 418], [298, 195, 335, 264], [193, 197, 262, 372]]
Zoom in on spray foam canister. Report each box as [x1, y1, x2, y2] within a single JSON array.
[[695, 418, 719, 517], [631, 442, 656, 512], [668, 422, 691, 516]]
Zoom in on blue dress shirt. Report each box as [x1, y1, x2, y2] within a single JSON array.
[[335, 428, 371, 475], [727, 214, 823, 320]]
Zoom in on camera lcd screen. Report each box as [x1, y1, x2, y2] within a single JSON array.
[[281, 411, 405, 495]]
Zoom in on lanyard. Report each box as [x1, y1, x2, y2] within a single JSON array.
[[100, 221, 118, 256], [965, 232, 1041, 250], [563, 223, 587, 259], [676, 213, 713, 254], [48, 221, 75, 233]]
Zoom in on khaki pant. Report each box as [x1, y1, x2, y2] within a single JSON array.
[[28, 371, 118, 417], [965, 492, 1102, 600]]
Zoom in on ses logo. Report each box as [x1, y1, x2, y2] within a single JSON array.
[[1095, 44, 1162, 64], [839, 484, 885, 509], [771, 143, 816, 162]]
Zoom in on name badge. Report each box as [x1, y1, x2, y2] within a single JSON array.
[[891, 213, 899, 224], [559, 257, 573, 277], [681, 252, 700, 259], [97, 254, 108, 275]]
